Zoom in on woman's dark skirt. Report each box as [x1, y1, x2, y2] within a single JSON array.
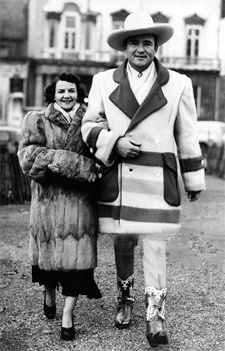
[[32, 266, 102, 299]]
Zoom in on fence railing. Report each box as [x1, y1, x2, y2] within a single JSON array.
[[0, 147, 31, 205], [43, 49, 221, 71]]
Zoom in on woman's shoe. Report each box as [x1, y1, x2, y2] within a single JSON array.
[[61, 316, 75, 341], [43, 290, 56, 319]]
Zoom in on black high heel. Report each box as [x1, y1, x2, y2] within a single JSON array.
[[43, 290, 56, 319], [61, 315, 75, 341]]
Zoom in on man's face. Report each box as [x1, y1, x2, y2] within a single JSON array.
[[125, 34, 158, 72]]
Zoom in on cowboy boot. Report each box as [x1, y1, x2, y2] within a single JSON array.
[[145, 286, 168, 347], [115, 274, 135, 329]]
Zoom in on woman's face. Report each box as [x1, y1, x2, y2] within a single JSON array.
[[54, 80, 78, 111]]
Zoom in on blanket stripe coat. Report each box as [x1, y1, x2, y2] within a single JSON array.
[[82, 58, 205, 237]]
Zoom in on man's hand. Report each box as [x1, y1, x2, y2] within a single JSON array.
[[114, 137, 141, 158], [187, 191, 202, 202]]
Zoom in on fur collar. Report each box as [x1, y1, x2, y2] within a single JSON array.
[[45, 103, 87, 151]]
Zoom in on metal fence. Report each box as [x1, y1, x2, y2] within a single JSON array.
[[0, 147, 31, 205]]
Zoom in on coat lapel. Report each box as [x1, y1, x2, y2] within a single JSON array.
[[126, 58, 170, 133], [109, 58, 170, 133], [64, 104, 86, 151], [109, 59, 140, 119]]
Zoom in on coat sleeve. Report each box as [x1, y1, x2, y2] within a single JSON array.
[[18, 111, 97, 183], [82, 74, 122, 166], [174, 76, 205, 192]]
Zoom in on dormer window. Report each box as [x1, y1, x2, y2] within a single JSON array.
[[49, 20, 55, 48], [64, 13, 77, 50], [111, 9, 130, 31], [151, 12, 170, 58], [186, 26, 200, 58], [184, 14, 205, 59]]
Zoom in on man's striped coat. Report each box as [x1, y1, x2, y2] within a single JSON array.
[[82, 58, 205, 237]]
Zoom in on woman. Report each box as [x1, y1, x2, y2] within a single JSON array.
[[18, 72, 102, 341]]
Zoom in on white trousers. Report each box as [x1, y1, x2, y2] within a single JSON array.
[[142, 235, 166, 289], [114, 234, 166, 289]]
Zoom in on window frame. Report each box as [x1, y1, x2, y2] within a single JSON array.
[[62, 11, 80, 52], [113, 20, 123, 30], [186, 24, 201, 59]]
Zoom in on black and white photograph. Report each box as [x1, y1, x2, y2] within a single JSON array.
[[0, 0, 225, 350]]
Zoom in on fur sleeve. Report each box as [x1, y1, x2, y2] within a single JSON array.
[[48, 149, 97, 183], [18, 111, 55, 183], [18, 111, 98, 183]]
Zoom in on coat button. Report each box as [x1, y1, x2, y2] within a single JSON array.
[[154, 170, 161, 177], [90, 148, 93, 153]]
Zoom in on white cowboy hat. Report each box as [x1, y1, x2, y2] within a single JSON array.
[[107, 12, 174, 51]]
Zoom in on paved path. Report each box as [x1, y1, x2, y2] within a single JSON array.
[[167, 174, 225, 267], [0, 175, 224, 351]]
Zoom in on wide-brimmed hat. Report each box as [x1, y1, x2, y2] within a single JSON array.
[[107, 12, 174, 51]]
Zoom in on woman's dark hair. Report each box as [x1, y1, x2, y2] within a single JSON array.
[[44, 72, 87, 106]]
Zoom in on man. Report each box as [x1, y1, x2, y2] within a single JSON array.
[[82, 12, 205, 347]]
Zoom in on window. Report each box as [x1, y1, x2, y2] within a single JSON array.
[[222, 0, 225, 18], [184, 14, 205, 62], [186, 26, 201, 59], [10, 78, 24, 93], [49, 20, 55, 48], [64, 14, 77, 50], [113, 21, 123, 30], [193, 85, 202, 117], [85, 22, 91, 50]]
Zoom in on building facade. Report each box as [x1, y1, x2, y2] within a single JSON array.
[[0, 0, 225, 126], [0, 0, 29, 127]]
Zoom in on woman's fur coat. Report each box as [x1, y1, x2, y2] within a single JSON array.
[[18, 103, 98, 271]]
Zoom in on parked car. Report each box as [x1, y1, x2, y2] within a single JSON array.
[[0, 126, 21, 153], [197, 120, 225, 157]]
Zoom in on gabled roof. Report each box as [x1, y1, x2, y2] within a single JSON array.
[[110, 9, 130, 21], [151, 12, 169, 23], [185, 13, 205, 25]]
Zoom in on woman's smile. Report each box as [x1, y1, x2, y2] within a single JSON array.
[[55, 81, 78, 111]]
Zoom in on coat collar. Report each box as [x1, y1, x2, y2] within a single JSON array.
[[45, 103, 69, 132], [45, 103, 87, 150], [109, 57, 169, 133]]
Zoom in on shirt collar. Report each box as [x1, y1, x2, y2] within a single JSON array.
[[126, 62, 153, 80]]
